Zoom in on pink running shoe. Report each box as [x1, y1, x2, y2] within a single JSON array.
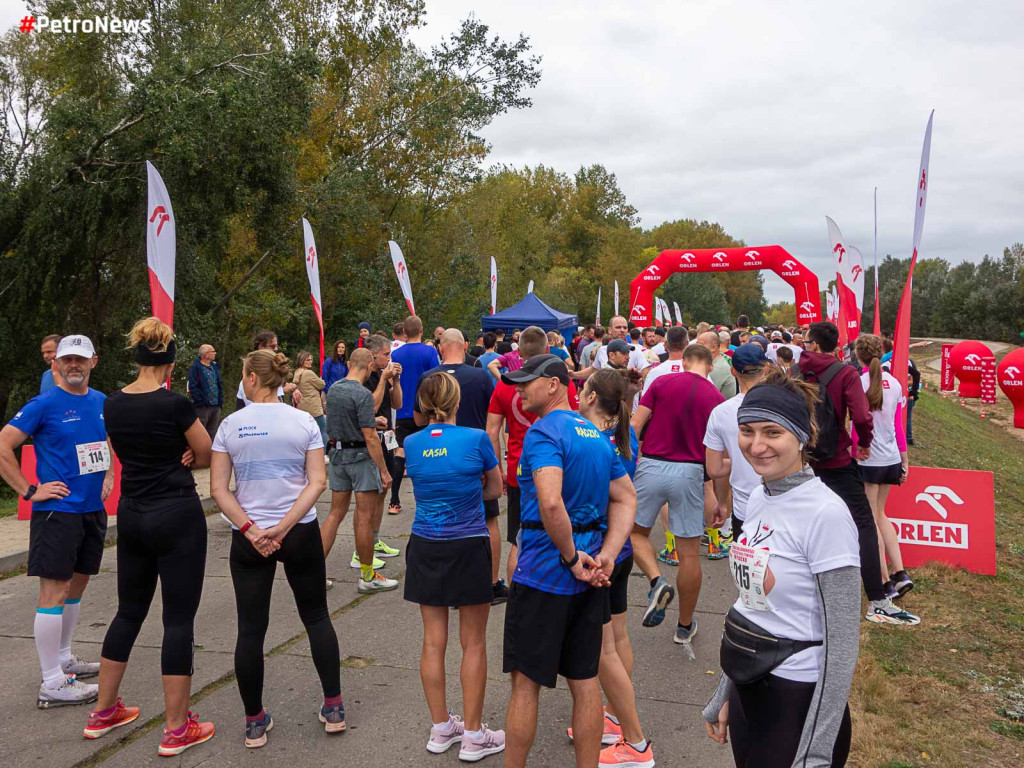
[[83, 698, 140, 739], [567, 711, 623, 746], [459, 726, 506, 762], [426, 713, 464, 753]]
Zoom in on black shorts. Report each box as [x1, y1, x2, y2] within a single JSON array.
[[28, 509, 107, 581], [404, 534, 492, 607], [609, 554, 634, 616], [506, 484, 521, 545], [503, 581, 609, 688], [395, 418, 422, 449], [859, 462, 904, 486], [484, 498, 500, 520]]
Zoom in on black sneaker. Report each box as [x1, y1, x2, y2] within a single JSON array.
[[245, 710, 273, 749], [491, 580, 509, 605], [889, 570, 914, 597]]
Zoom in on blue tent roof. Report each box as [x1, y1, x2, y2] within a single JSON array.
[[481, 292, 578, 332]]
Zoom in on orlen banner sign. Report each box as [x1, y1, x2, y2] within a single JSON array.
[[884, 466, 995, 575]]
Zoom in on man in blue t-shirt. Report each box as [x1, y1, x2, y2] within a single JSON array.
[[499, 355, 636, 768], [0, 335, 113, 709], [477, 332, 501, 380], [388, 315, 440, 513], [40, 334, 61, 394]]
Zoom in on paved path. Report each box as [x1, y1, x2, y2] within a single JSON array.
[[0, 484, 734, 768]]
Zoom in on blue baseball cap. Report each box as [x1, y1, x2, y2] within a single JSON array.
[[731, 343, 767, 372]]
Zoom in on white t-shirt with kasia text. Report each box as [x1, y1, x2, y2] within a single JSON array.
[[732, 477, 860, 682], [593, 344, 651, 373], [857, 369, 904, 467], [236, 380, 285, 406], [703, 393, 759, 520], [212, 403, 323, 530]]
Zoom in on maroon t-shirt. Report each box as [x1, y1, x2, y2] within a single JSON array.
[[638, 372, 725, 462]]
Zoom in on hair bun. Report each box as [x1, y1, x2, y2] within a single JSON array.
[[272, 352, 291, 374]]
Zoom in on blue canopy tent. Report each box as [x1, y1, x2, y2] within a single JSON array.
[[481, 292, 579, 348]]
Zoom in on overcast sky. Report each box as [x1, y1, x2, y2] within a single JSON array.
[[5, 1, 1022, 302]]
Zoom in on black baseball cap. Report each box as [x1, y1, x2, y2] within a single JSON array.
[[501, 354, 570, 386], [606, 339, 631, 354]]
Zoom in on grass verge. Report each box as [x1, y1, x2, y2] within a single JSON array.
[[849, 383, 1024, 767]]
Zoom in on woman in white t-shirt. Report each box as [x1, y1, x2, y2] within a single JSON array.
[[853, 334, 913, 601], [210, 350, 342, 749], [702, 369, 861, 768]]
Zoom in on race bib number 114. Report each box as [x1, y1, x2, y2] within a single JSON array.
[[76, 441, 110, 475]]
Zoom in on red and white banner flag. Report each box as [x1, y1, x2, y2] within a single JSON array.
[[388, 240, 416, 315], [826, 285, 838, 324], [661, 298, 673, 326], [673, 301, 683, 326], [527, 280, 534, 294], [302, 218, 325, 369], [654, 297, 663, 326], [146, 161, 175, 328], [596, 286, 602, 325], [825, 216, 863, 345], [891, 111, 934, 414], [614, 281, 620, 316], [873, 187, 881, 335], [490, 257, 498, 314]]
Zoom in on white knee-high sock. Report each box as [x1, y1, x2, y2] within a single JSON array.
[[59, 597, 81, 665], [35, 607, 65, 688]]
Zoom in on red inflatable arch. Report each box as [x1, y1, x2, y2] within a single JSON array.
[[628, 246, 823, 326]]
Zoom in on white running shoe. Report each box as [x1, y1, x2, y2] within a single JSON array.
[[358, 573, 399, 594], [866, 598, 921, 626], [37, 675, 99, 709], [63, 654, 100, 679]]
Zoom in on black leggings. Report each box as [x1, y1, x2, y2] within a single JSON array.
[[101, 495, 207, 676], [729, 673, 851, 767], [230, 520, 340, 716], [813, 462, 885, 601]]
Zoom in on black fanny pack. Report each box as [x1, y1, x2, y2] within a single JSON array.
[[719, 607, 822, 685]]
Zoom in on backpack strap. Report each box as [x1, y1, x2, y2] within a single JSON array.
[[818, 361, 846, 388]]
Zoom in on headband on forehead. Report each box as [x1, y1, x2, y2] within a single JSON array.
[[134, 338, 177, 366], [736, 383, 811, 444]]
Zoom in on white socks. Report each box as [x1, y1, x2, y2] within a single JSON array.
[[35, 607, 65, 689], [59, 597, 81, 666]]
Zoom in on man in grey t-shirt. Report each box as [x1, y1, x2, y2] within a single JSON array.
[[580, 326, 605, 368], [322, 348, 397, 593]]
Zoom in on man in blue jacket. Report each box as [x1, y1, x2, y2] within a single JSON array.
[[188, 344, 223, 439]]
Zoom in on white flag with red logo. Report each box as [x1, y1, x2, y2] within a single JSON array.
[[654, 297, 664, 326], [825, 216, 863, 346], [302, 218, 325, 368], [673, 301, 683, 326], [663, 298, 674, 326], [892, 111, 935, 411], [146, 161, 175, 328], [596, 286, 602, 325], [614, 281, 619, 315], [490, 257, 498, 314], [527, 280, 534, 294], [388, 241, 416, 315]]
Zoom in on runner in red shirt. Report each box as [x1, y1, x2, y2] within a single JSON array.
[[486, 327, 578, 585]]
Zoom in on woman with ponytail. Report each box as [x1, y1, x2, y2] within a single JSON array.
[[210, 349, 341, 748], [576, 370, 654, 768], [403, 372, 506, 761], [853, 334, 918, 608], [88, 317, 215, 756], [702, 368, 861, 767]]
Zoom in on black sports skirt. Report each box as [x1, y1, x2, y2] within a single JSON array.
[[404, 534, 493, 607], [859, 462, 903, 486]]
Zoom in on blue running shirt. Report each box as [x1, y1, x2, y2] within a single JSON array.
[[8, 387, 108, 513], [391, 343, 440, 420], [603, 424, 638, 564], [515, 409, 626, 595], [406, 424, 498, 540]]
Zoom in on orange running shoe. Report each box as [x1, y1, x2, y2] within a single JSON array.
[[83, 698, 140, 739], [567, 711, 623, 746], [599, 737, 656, 767], [158, 711, 215, 757]]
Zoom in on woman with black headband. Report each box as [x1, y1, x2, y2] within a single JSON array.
[[87, 317, 216, 756], [702, 367, 861, 768]]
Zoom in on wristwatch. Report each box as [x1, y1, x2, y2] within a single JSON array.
[[560, 550, 580, 568], [22, 485, 37, 501]]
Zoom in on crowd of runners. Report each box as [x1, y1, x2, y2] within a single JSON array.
[[0, 311, 926, 767]]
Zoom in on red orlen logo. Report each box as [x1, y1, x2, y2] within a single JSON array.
[[307, 246, 316, 267], [491, 275, 497, 287], [799, 301, 816, 313], [397, 261, 406, 276], [149, 205, 170, 237], [833, 242, 846, 262], [919, 169, 927, 207], [851, 265, 863, 281]]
